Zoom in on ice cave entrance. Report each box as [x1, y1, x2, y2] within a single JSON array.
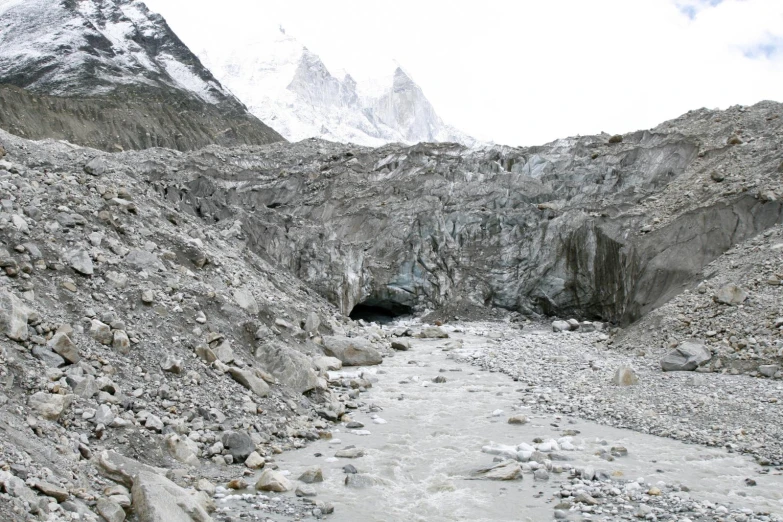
[[348, 301, 413, 324]]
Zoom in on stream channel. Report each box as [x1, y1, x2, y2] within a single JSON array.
[[218, 323, 783, 521]]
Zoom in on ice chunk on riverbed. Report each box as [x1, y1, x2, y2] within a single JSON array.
[[481, 443, 518, 460]]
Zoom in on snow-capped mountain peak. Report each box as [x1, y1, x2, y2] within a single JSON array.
[[193, 27, 475, 147]]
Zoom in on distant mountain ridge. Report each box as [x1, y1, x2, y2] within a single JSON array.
[[196, 28, 477, 147], [0, 0, 283, 151]]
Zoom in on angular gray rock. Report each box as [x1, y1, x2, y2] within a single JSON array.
[[391, 339, 411, 351], [255, 469, 292, 492], [32, 346, 65, 367], [28, 392, 72, 420], [304, 311, 321, 335], [228, 367, 270, 397], [232, 289, 259, 314], [298, 466, 324, 483], [65, 248, 94, 275], [660, 341, 711, 371], [418, 326, 448, 339], [48, 332, 80, 364], [95, 451, 166, 489], [96, 497, 125, 522], [0, 290, 30, 341], [255, 341, 319, 393], [714, 284, 748, 305], [89, 319, 113, 345], [221, 431, 254, 461], [322, 336, 382, 366], [473, 460, 522, 480], [131, 470, 213, 522]]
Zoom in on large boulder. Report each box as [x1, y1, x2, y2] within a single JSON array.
[[165, 434, 199, 465], [131, 470, 213, 522], [417, 326, 449, 339], [714, 284, 748, 305], [232, 289, 259, 314], [660, 341, 711, 371], [95, 450, 166, 489], [28, 392, 72, 420], [0, 290, 30, 341], [221, 431, 255, 461], [322, 336, 382, 366], [227, 367, 270, 397], [255, 341, 319, 393]]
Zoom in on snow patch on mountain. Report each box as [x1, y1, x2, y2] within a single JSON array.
[[195, 28, 477, 147], [0, 0, 238, 105]]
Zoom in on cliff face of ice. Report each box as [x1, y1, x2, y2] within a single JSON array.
[[196, 28, 475, 147]]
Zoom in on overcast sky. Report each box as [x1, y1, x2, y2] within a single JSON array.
[[144, 0, 783, 146]]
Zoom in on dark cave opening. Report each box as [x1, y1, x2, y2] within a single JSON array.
[[349, 301, 413, 324]]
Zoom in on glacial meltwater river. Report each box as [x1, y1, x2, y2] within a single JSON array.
[[221, 324, 783, 521]]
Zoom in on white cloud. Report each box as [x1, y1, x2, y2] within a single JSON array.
[[143, 0, 783, 146]]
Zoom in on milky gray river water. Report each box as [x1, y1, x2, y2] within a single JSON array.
[[219, 324, 783, 521]]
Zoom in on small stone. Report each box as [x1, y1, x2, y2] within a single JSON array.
[[661, 341, 711, 372], [84, 157, 108, 176], [222, 431, 255, 461], [575, 492, 598, 505], [66, 249, 94, 276], [507, 414, 528, 425], [714, 284, 748, 305], [244, 451, 265, 469], [112, 330, 130, 354], [255, 469, 293, 492], [298, 466, 324, 483], [145, 414, 163, 432], [94, 404, 115, 426], [295, 484, 317, 497], [48, 332, 80, 364], [647, 487, 661, 496], [160, 355, 182, 373], [335, 448, 365, 458], [196, 479, 216, 496], [533, 469, 550, 481], [33, 480, 69, 502], [227, 479, 248, 490], [612, 366, 639, 386], [473, 460, 522, 480], [141, 289, 154, 304], [89, 320, 113, 345], [391, 339, 411, 351]]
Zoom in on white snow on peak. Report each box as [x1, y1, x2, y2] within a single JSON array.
[[0, 0, 234, 105], [194, 27, 477, 147]]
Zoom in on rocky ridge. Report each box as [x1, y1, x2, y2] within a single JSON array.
[[0, 0, 283, 151]]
